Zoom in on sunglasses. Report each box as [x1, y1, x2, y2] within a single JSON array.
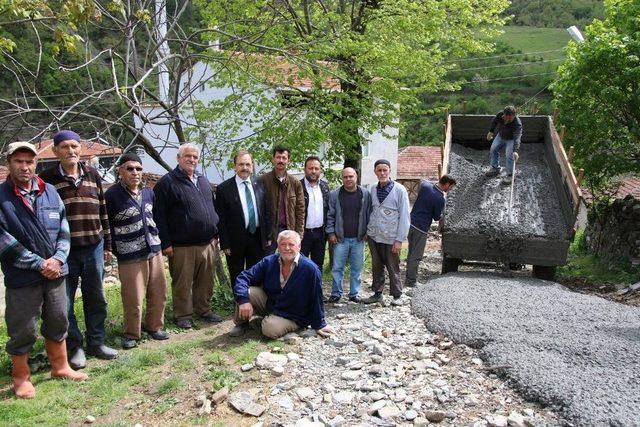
[[125, 166, 143, 172]]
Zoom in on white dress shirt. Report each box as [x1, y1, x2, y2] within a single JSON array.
[[235, 174, 259, 228], [304, 178, 324, 229]]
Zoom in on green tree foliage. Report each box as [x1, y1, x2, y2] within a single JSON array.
[[551, 0, 640, 190], [193, 0, 509, 168], [505, 0, 604, 28]]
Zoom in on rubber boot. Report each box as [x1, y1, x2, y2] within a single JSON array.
[[44, 339, 88, 381], [11, 354, 35, 399]]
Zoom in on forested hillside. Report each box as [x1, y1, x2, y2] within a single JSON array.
[[505, 0, 604, 28]]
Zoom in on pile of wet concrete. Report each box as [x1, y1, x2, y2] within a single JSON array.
[[445, 142, 568, 241]]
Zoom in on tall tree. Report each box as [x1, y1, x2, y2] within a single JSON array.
[[193, 0, 509, 170], [552, 0, 640, 190]]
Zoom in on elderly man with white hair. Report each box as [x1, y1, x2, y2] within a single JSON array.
[[230, 230, 334, 339], [153, 143, 221, 329]]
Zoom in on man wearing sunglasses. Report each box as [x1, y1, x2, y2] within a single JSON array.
[[105, 153, 168, 349]]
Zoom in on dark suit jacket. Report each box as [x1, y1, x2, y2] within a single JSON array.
[[301, 178, 330, 229], [215, 175, 271, 251]]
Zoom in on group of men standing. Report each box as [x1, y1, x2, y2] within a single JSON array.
[[0, 132, 456, 399]]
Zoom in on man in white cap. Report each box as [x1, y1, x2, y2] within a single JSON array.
[[0, 142, 88, 399]]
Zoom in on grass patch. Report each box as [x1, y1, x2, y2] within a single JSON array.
[[156, 376, 184, 395], [498, 26, 570, 59], [151, 397, 179, 415], [204, 367, 240, 391], [205, 351, 226, 366], [558, 229, 640, 286], [228, 340, 261, 365]]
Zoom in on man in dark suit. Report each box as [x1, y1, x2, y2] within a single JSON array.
[[215, 151, 272, 287], [300, 156, 330, 271]]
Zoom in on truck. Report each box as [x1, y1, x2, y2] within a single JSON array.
[[440, 114, 583, 280]]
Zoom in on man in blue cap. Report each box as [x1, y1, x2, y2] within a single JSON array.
[[39, 130, 118, 369]]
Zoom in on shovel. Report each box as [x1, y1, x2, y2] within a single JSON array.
[[508, 156, 517, 219]]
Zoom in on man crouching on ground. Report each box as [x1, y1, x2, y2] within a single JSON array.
[[230, 230, 334, 339]]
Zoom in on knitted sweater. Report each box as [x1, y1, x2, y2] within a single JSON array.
[[105, 184, 161, 263], [39, 162, 111, 250], [366, 181, 410, 245], [234, 254, 327, 330]]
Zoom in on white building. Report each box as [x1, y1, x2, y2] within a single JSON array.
[[134, 57, 398, 188]]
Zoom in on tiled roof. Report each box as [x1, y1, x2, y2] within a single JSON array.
[[397, 146, 441, 180], [580, 177, 640, 204], [616, 178, 640, 199], [36, 139, 122, 160]]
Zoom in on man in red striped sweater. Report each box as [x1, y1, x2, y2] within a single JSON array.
[[39, 130, 118, 369]]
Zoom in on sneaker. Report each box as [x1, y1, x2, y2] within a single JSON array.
[[200, 313, 223, 323], [391, 296, 407, 306], [122, 338, 138, 350], [229, 324, 247, 337], [485, 167, 501, 177], [175, 319, 193, 329], [68, 347, 86, 370], [348, 295, 362, 303], [501, 175, 513, 185], [327, 295, 341, 303], [362, 293, 383, 304], [145, 330, 169, 340]]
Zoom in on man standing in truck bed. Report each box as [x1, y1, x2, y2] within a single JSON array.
[[485, 105, 523, 185]]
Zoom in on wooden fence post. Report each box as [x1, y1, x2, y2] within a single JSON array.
[[559, 125, 566, 142], [567, 146, 575, 163]]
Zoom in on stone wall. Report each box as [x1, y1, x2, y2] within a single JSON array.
[[586, 195, 640, 268]]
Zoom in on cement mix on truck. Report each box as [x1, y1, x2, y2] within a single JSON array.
[[445, 143, 568, 242], [412, 272, 640, 426]]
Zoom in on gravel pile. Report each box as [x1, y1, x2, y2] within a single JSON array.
[[445, 143, 568, 241], [228, 295, 558, 426], [412, 272, 640, 426]]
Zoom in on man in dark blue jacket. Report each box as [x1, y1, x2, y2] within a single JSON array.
[[405, 175, 456, 287], [0, 142, 88, 399], [230, 230, 334, 338], [153, 143, 221, 329]]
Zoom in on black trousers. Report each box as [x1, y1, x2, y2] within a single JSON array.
[[301, 227, 327, 271], [226, 227, 265, 288]]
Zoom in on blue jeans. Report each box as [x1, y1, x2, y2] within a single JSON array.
[[331, 237, 365, 298], [489, 134, 515, 175], [66, 240, 108, 350]]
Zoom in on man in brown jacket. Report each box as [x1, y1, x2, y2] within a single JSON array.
[[260, 146, 305, 254]]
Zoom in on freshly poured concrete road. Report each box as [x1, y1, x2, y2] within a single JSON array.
[[412, 272, 640, 426]]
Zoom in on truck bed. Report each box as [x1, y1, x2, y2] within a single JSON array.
[[441, 115, 581, 267]]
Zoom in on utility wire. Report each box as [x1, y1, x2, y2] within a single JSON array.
[[459, 71, 557, 85], [442, 48, 565, 64], [451, 58, 564, 72]]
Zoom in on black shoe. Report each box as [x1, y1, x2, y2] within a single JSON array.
[[405, 282, 416, 288], [485, 167, 501, 177], [362, 293, 383, 304], [327, 295, 341, 303], [68, 347, 87, 370], [228, 324, 247, 337], [501, 175, 513, 185], [87, 344, 119, 360], [175, 319, 193, 329], [122, 338, 138, 350], [348, 295, 362, 303], [146, 330, 169, 340], [200, 313, 223, 323]]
